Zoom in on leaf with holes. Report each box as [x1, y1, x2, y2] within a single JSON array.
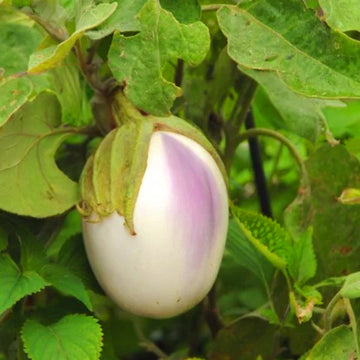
[[22, 314, 103, 360], [108, 0, 210, 115], [0, 254, 47, 314], [0, 92, 80, 217]]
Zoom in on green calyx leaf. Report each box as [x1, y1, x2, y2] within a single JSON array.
[[79, 94, 227, 234]]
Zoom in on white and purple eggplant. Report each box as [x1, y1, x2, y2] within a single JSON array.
[[79, 93, 228, 318]]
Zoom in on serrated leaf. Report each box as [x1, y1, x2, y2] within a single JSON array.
[[28, 2, 117, 74], [319, 0, 360, 32], [340, 272, 360, 299], [22, 314, 103, 360], [243, 67, 344, 142], [232, 207, 291, 270], [0, 77, 33, 127], [0, 92, 80, 217], [0, 254, 47, 314], [303, 325, 355, 360], [288, 228, 317, 285], [86, 0, 146, 40], [218, 1, 360, 99], [108, 0, 210, 116], [225, 219, 274, 285], [41, 264, 93, 311]]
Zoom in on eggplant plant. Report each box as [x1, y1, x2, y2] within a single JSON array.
[[2, 0, 360, 360]]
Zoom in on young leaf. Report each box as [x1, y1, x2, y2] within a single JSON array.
[[22, 314, 103, 360], [217, 1, 360, 99], [28, 2, 117, 74], [288, 228, 317, 285], [303, 325, 355, 359], [0, 254, 47, 315], [0, 92, 80, 217], [340, 272, 360, 299], [108, 0, 210, 116], [319, 0, 360, 32], [0, 77, 33, 127], [40, 264, 93, 311], [232, 207, 291, 271]]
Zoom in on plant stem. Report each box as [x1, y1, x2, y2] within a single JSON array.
[[323, 291, 342, 331], [174, 59, 184, 87], [344, 298, 360, 357], [245, 112, 273, 218], [204, 286, 224, 338], [237, 128, 308, 183]]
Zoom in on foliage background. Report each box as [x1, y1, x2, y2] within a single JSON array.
[[2, 0, 360, 359]]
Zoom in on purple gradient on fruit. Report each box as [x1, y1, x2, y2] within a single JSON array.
[[161, 133, 221, 264]]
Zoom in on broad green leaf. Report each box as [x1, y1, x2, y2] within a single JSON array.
[[0, 9, 42, 76], [340, 272, 360, 299], [0, 254, 47, 314], [86, 0, 146, 39], [225, 219, 274, 285], [40, 264, 93, 311], [288, 228, 317, 285], [232, 207, 291, 270], [160, 0, 200, 24], [242, 67, 344, 142], [0, 77, 33, 127], [22, 314, 103, 360], [28, 2, 117, 74], [108, 0, 210, 115], [286, 144, 360, 279], [303, 325, 355, 360], [319, 0, 360, 32], [217, 1, 360, 99], [0, 92, 80, 217]]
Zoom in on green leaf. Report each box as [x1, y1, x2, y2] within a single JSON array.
[[0, 92, 80, 218], [232, 207, 291, 270], [217, 1, 360, 99], [286, 144, 360, 279], [0, 77, 33, 127], [243, 67, 344, 142], [303, 325, 355, 359], [0, 8, 42, 76], [160, 0, 200, 24], [0, 254, 47, 314], [86, 0, 147, 39], [288, 228, 317, 285], [22, 314, 103, 360], [319, 0, 360, 32], [28, 2, 117, 74], [337, 188, 360, 205], [40, 264, 93, 311], [108, 0, 210, 115], [225, 219, 274, 285], [340, 272, 360, 299]]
